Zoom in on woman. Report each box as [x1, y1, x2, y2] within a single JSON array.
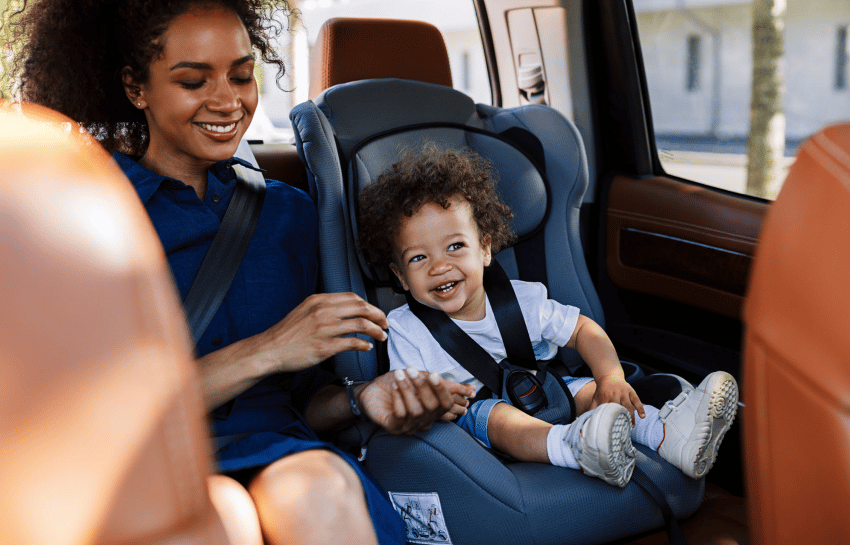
[[4, 1, 475, 543]]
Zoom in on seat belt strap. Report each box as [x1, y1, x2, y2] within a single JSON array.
[[403, 259, 541, 394], [483, 260, 537, 369], [405, 293, 503, 394], [183, 162, 267, 345], [630, 466, 689, 545]]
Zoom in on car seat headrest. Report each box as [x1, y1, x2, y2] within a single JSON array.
[[309, 17, 453, 99], [0, 102, 224, 544], [348, 125, 549, 286], [317, 79, 479, 157]]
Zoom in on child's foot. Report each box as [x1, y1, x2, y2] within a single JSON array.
[[657, 371, 739, 479], [563, 403, 636, 488]]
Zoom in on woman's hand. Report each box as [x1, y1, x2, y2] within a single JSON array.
[[591, 375, 645, 425], [260, 292, 389, 374], [197, 292, 389, 409], [358, 368, 477, 435]]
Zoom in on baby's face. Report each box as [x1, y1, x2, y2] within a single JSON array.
[[390, 196, 492, 321]]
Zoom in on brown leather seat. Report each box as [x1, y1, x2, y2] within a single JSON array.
[[743, 123, 850, 543], [0, 103, 260, 545], [308, 17, 452, 99]]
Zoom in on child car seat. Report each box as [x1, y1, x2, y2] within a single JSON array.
[[290, 17, 704, 545]]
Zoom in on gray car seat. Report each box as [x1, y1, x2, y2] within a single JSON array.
[[290, 17, 704, 545]]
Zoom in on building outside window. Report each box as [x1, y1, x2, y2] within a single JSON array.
[[687, 34, 702, 92], [836, 26, 848, 90], [461, 50, 471, 91]]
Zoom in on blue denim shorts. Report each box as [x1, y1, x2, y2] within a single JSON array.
[[455, 376, 593, 448]]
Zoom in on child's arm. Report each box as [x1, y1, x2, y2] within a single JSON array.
[[566, 314, 646, 420]]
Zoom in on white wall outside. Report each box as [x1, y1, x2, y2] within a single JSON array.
[[635, 0, 850, 140]]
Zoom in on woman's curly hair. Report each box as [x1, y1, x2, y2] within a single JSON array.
[[358, 143, 516, 271], [1, 0, 294, 155]]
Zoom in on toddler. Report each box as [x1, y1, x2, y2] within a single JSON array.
[[357, 144, 738, 487]]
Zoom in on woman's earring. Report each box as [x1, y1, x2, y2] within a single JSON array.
[[137, 102, 141, 107]]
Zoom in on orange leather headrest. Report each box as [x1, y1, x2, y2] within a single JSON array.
[[0, 101, 222, 545], [309, 17, 452, 99]]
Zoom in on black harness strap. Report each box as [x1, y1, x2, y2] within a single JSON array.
[[630, 466, 689, 545], [495, 127, 550, 288], [483, 261, 537, 368], [405, 292, 502, 394], [404, 260, 543, 395], [183, 162, 266, 345]]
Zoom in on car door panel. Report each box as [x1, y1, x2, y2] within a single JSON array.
[[606, 174, 765, 319]]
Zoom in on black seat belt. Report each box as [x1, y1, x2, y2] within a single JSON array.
[[404, 261, 543, 409], [483, 260, 537, 368], [183, 162, 266, 345], [631, 467, 689, 545], [405, 292, 502, 395]]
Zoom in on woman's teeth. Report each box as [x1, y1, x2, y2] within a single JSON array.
[[199, 122, 236, 133]]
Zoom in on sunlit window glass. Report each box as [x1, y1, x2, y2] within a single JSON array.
[[635, 1, 850, 200]]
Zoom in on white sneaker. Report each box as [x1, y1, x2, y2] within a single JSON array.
[[657, 371, 739, 479], [563, 403, 637, 488]]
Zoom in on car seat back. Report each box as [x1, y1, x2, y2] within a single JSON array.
[[743, 122, 850, 543], [0, 103, 253, 545], [289, 17, 703, 545]]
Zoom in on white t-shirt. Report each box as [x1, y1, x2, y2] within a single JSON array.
[[387, 280, 581, 392]]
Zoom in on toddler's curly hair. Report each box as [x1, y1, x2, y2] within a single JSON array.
[[358, 143, 515, 270]]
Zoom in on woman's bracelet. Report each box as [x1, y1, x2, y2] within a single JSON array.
[[343, 377, 369, 420]]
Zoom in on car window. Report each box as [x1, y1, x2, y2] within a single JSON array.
[[634, 1, 850, 199], [251, 0, 490, 143]]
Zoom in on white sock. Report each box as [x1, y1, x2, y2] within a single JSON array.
[[546, 424, 580, 469], [631, 405, 664, 450]]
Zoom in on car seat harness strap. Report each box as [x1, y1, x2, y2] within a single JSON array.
[[405, 291, 503, 395], [631, 466, 688, 545], [405, 260, 557, 417], [183, 162, 267, 345]]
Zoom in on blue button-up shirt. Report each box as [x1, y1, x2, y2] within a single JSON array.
[[114, 151, 333, 470]]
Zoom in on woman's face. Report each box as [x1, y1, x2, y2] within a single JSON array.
[[132, 5, 258, 168]]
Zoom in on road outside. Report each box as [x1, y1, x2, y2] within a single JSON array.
[[655, 136, 801, 198], [660, 150, 795, 196]]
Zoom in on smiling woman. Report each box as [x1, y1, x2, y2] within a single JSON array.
[[120, 5, 258, 197]]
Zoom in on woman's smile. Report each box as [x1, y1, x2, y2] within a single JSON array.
[[195, 120, 241, 141]]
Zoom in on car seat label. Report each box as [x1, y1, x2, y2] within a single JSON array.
[[388, 491, 452, 544]]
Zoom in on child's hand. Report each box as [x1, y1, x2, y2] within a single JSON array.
[[441, 381, 476, 422], [592, 375, 645, 425], [361, 368, 476, 434]]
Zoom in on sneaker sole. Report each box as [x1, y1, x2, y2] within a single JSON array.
[[581, 404, 637, 488], [692, 372, 738, 478]]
